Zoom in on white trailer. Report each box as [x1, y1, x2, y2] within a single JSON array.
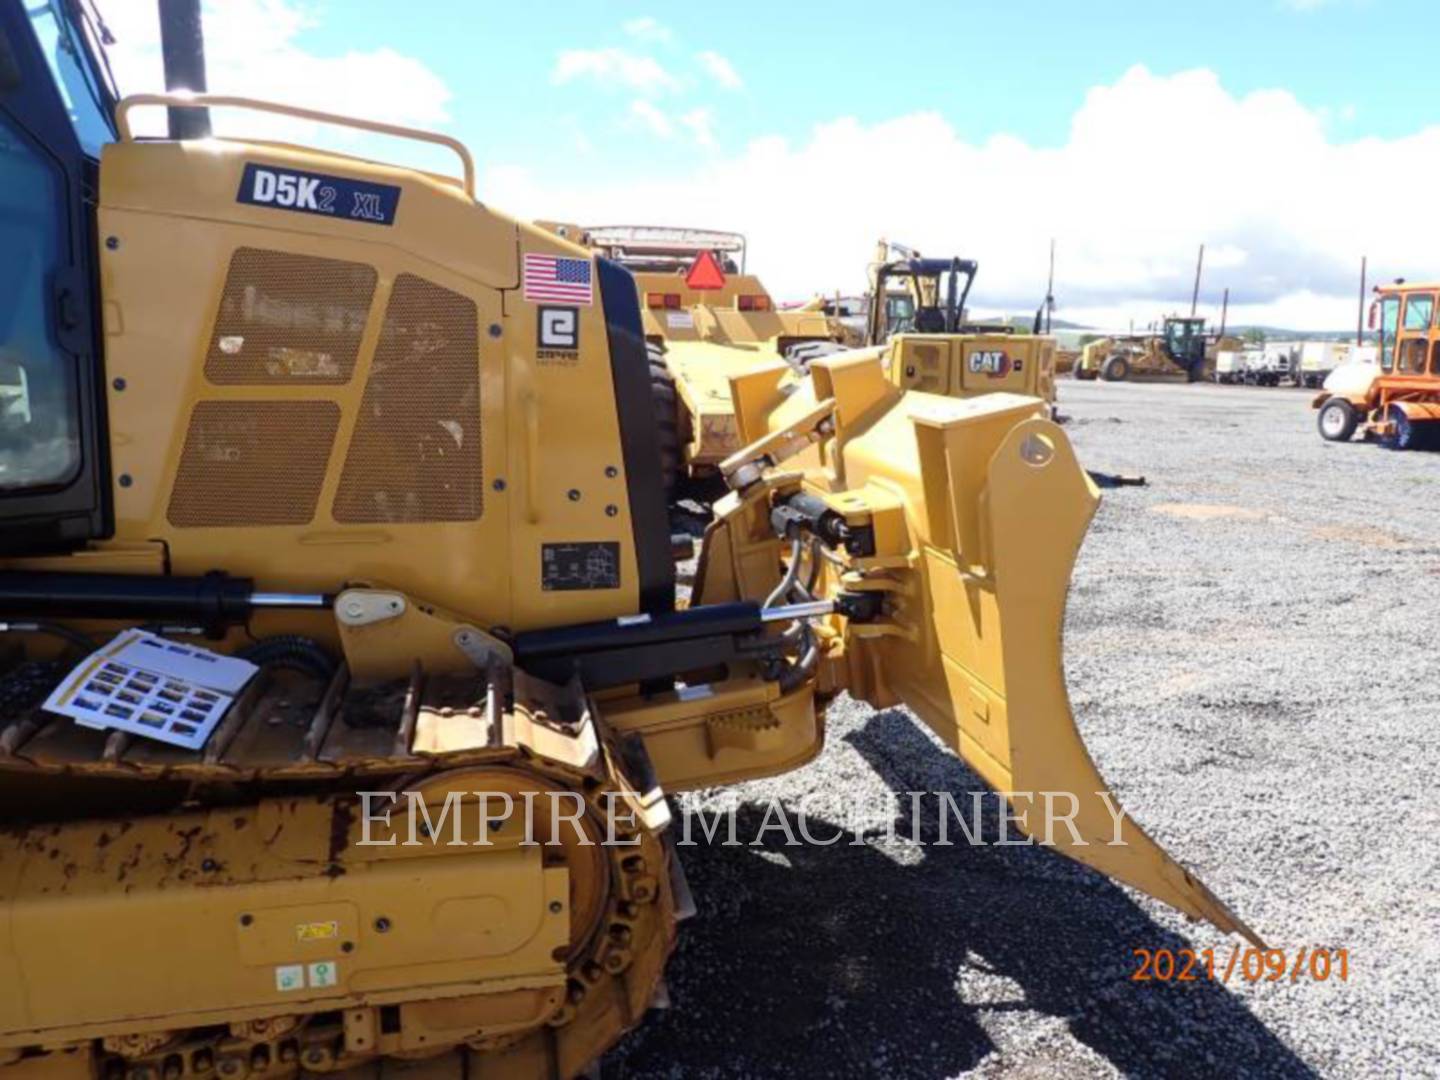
[[1242, 342, 1299, 386], [1297, 340, 1353, 388], [1214, 349, 1246, 384], [1215, 341, 1299, 386], [1265, 341, 1301, 385]]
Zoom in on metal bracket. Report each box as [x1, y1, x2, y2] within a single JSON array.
[[334, 589, 406, 627], [453, 626, 513, 671]]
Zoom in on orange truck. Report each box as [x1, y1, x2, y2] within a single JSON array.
[[1314, 280, 1440, 449]]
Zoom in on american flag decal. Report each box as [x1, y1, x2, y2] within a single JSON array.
[[523, 253, 594, 306]]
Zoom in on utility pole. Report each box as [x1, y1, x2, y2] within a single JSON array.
[[1356, 255, 1367, 345], [1044, 238, 1056, 334], [1219, 287, 1229, 338], [1190, 243, 1205, 317]]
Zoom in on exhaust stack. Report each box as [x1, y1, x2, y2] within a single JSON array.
[[157, 0, 210, 139]]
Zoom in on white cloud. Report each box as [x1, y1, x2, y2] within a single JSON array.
[[552, 47, 679, 95], [485, 65, 1433, 328], [629, 99, 674, 139], [102, 0, 451, 161], [695, 50, 743, 91], [679, 107, 717, 148], [626, 104, 718, 147], [623, 16, 672, 43]]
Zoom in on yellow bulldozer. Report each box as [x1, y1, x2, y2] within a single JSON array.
[[1074, 316, 1242, 382], [0, 4, 1257, 1079]]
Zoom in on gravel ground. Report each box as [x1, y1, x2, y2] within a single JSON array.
[[607, 379, 1440, 1079]]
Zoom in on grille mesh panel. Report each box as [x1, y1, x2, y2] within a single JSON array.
[[204, 248, 376, 385], [168, 401, 340, 527], [333, 274, 482, 524]]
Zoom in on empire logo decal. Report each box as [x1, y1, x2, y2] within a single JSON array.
[[537, 306, 580, 363]]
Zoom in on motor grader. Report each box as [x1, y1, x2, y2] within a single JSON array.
[[1075, 316, 1241, 382], [0, 5, 1259, 1079]]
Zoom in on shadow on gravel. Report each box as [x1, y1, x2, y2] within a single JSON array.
[[608, 710, 1315, 1079]]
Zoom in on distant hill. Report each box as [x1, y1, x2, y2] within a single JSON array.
[[1225, 326, 1357, 342], [990, 314, 1358, 343], [985, 315, 1092, 331]]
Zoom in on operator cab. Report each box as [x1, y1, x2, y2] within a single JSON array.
[[866, 257, 977, 345], [0, 1, 116, 552], [1161, 316, 1208, 371]]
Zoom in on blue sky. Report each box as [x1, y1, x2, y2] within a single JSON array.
[[289, 0, 1407, 165], [105, 0, 1434, 328]]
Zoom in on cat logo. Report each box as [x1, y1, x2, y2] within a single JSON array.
[[968, 350, 1012, 378]]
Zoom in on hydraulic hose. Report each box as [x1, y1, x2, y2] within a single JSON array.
[[761, 539, 828, 688], [763, 539, 806, 610], [777, 623, 820, 694], [0, 620, 95, 655]]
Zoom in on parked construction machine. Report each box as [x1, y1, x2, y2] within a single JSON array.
[[0, 5, 1259, 1079], [557, 230, 1060, 492], [851, 244, 1058, 409], [1075, 316, 1240, 382], [1313, 281, 1440, 448], [540, 223, 845, 491]]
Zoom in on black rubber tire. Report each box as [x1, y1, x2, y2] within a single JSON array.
[[648, 343, 683, 497], [1317, 397, 1358, 442], [1382, 404, 1416, 451], [784, 340, 848, 372], [1100, 355, 1129, 382]]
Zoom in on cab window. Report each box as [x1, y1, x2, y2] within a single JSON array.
[[1402, 293, 1434, 332], [0, 112, 81, 491], [1399, 338, 1427, 374], [24, 2, 112, 158], [885, 294, 915, 337], [1165, 320, 1197, 354], [1378, 296, 1400, 372]]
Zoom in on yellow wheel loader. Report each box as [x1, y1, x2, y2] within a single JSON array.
[[0, 6, 1257, 1079], [1075, 316, 1242, 383]]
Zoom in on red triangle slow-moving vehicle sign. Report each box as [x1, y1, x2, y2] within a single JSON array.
[[684, 250, 728, 290]]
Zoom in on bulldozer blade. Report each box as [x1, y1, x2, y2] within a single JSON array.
[[866, 407, 1262, 947]]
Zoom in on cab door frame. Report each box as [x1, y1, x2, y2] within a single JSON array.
[[0, 5, 111, 552], [1394, 291, 1435, 376]]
